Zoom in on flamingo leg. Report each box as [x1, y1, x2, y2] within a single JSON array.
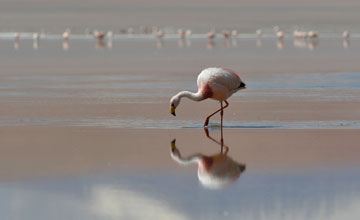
[[220, 102, 224, 128], [203, 127, 229, 154], [203, 100, 229, 127]]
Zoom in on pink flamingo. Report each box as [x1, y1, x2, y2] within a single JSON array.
[[276, 31, 284, 39], [207, 30, 216, 40], [222, 30, 230, 39], [170, 67, 246, 127], [92, 30, 105, 41], [178, 29, 185, 39]]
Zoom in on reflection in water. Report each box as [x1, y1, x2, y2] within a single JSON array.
[[33, 39, 39, 50], [206, 41, 215, 50], [293, 39, 319, 50], [170, 128, 246, 189], [13, 40, 20, 50], [223, 39, 230, 48], [343, 39, 350, 49], [95, 41, 105, 50], [177, 39, 192, 48], [256, 39, 263, 47], [231, 38, 238, 47], [156, 40, 164, 49], [107, 39, 113, 49], [276, 39, 284, 50], [62, 41, 69, 51]]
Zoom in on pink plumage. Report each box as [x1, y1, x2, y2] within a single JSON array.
[[170, 67, 246, 127]]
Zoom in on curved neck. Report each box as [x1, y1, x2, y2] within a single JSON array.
[[176, 91, 204, 102], [171, 153, 203, 166]]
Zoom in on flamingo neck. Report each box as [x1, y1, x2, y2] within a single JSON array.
[[176, 91, 205, 102], [171, 153, 203, 166]]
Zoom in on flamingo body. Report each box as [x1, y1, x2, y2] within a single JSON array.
[[62, 29, 71, 40], [207, 31, 216, 39], [197, 67, 243, 102], [170, 67, 245, 126], [93, 30, 105, 40], [276, 31, 284, 39]]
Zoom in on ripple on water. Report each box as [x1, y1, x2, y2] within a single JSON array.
[[1, 118, 360, 129]]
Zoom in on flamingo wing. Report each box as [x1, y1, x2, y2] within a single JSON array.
[[197, 68, 243, 101]]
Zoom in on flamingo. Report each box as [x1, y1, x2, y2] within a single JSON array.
[[170, 128, 246, 189], [170, 67, 246, 127], [207, 30, 216, 40], [307, 31, 318, 39], [178, 29, 185, 39], [276, 31, 284, 39], [92, 30, 105, 41], [273, 25, 280, 32], [33, 32, 40, 41], [256, 29, 262, 37], [222, 30, 230, 39], [154, 30, 165, 39], [14, 32, 20, 41], [62, 28, 70, 40], [231, 30, 238, 37], [343, 30, 350, 39], [293, 30, 307, 38], [107, 31, 113, 39], [127, 27, 135, 35], [185, 29, 192, 37]]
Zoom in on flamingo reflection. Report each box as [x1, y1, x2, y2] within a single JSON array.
[[170, 128, 246, 189]]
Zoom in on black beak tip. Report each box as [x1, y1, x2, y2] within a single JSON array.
[[171, 112, 176, 116]]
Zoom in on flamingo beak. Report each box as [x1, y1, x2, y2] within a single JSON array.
[[170, 105, 176, 116], [170, 139, 176, 152]]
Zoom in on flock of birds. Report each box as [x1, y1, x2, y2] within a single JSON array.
[[14, 26, 353, 40], [8, 26, 354, 50]]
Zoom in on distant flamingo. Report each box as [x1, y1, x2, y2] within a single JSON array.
[[127, 27, 135, 35], [276, 31, 284, 39], [231, 30, 238, 37], [207, 30, 216, 40], [154, 30, 165, 39], [170, 67, 246, 127], [178, 29, 185, 39], [293, 30, 307, 38], [185, 29, 192, 37], [343, 30, 350, 39], [273, 25, 280, 32], [62, 28, 71, 40], [307, 31, 318, 39], [256, 29, 262, 37], [14, 32, 20, 41], [222, 30, 230, 39], [33, 32, 40, 41], [107, 31, 113, 39], [92, 30, 105, 41]]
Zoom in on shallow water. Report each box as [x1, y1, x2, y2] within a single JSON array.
[[1, 33, 360, 219], [1, 127, 360, 220], [2, 172, 360, 220]]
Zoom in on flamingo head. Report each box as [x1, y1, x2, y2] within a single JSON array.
[[169, 96, 180, 116]]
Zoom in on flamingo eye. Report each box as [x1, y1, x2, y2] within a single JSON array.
[[171, 103, 175, 107]]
